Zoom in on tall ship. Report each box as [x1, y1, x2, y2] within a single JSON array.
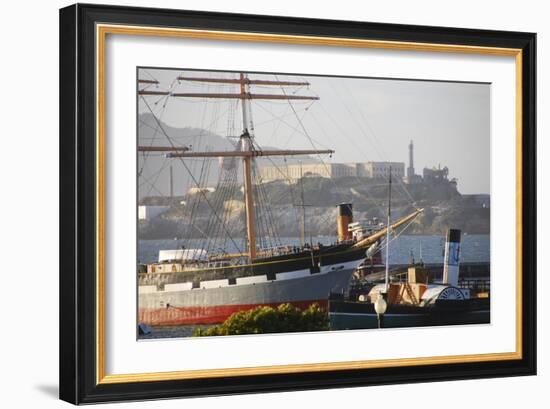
[[137, 72, 423, 326]]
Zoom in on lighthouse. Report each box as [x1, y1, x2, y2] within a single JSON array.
[[407, 140, 415, 178]]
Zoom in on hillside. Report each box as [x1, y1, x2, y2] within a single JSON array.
[[139, 176, 489, 239]]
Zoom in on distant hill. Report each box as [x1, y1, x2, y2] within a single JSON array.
[[138, 113, 320, 199], [139, 112, 235, 150]]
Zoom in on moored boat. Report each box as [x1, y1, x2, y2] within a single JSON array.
[[328, 228, 490, 330], [139, 206, 421, 325]]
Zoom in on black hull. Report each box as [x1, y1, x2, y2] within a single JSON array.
[[140, 242, 367, 286], [328, 298, 490, 330]]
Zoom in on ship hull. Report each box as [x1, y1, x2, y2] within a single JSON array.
[[328, 298, 490, 330], [139, 262, 358, 325]]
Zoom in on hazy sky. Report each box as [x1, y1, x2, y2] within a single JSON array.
[[138, 68, 490, 194]]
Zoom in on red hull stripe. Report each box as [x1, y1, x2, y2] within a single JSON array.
[[139, 300, 328, 326]]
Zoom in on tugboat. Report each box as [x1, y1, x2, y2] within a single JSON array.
[[329, 163, 489, 330], [328, 227, 490, 330]]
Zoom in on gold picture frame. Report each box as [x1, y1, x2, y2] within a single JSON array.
[[60, 4, 536, 404]]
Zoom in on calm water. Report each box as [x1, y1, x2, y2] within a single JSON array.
[[139, 325, 209, 340], [138, 234, 490, 265]]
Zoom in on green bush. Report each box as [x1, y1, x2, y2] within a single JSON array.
[[193, 303, 329, 336]]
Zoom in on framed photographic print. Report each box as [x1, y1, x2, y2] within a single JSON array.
[[59, 3, 536, 404]]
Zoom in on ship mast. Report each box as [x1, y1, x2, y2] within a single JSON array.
[[385, 166, 392, 292], [139, 74, 329, 262], [300, 162, 306, 247], [239, 73, 257, 259]]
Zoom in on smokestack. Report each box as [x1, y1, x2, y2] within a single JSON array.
[[336, 203, 353, 242], [442, 228, 461, 286]]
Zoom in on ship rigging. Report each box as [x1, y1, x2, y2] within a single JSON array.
[[136, 69, 423, 326], [139, 72, 338, 261]]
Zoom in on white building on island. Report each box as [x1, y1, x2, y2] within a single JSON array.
[[260, 161, 404, 182]]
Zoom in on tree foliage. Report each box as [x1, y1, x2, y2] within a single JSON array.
[[193, 303, 329, 336]]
